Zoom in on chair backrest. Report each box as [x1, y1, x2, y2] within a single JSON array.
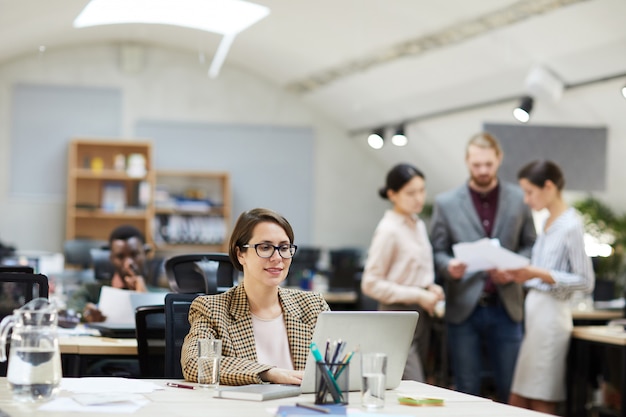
[[135, 304, 166, 378], [89, 248, 115, 281], [165, 253, 237, 294], [285, 247, 321, 287], [0, 272, 49, 319], [64, 239, 107, 269], [328, 248, 364, 291], [0, 266, 34, 273], [164, 293, 199, 379], [0, 272, 49, 376]]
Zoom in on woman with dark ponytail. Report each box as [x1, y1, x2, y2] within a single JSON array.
[[504, 160, 594, 414], [361, 163, 444, 382]]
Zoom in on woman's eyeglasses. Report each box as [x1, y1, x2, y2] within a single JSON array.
[[241, 243, 298, 259]]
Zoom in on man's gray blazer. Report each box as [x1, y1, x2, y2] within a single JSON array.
[[429, 181, 536, 324]]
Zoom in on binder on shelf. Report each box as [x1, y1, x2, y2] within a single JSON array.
[[101, 182, 126, 213]]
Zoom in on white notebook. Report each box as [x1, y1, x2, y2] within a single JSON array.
[[214, 384, 301, 401]]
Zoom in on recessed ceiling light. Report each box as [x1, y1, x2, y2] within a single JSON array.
[[74, 0, 269, 35], [74, 0, 270, 78]]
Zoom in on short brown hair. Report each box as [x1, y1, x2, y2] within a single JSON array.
[[228, 208, 295, 271], [465, 132, 503, 159]]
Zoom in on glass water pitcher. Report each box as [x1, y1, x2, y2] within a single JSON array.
[[0, 298, 62, 402]]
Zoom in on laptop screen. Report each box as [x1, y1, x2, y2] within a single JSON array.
[[299, 311, 419, 393]]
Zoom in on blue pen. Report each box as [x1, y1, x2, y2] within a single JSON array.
[[310, 342, 344, 403]]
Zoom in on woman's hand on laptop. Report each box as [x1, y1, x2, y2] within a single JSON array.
[[260, 368, 304, 385]]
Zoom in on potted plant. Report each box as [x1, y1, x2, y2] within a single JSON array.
[[573, 197, 626, 300]]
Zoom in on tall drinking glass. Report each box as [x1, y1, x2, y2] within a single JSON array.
[[197, 338, 221, 389], [360, 352, 387, 409]]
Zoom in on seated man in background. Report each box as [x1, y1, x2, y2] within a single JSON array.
[[67, 224, 151, 323]]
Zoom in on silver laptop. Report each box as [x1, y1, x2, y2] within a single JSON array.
[[300, 311, 419, 393]]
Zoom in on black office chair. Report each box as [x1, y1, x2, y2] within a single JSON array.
[[89, 248, 115, 281], [165, 253, 238, 294], [285, 247, 321, 287], [0, 272, 48, 376], [0, 272, 48, 317], [64, 239, 108, 269], [135, 304, 166, 378], [165, 293, 199, 379], [328, 248, 364, 292], [0, 266, 34, 273]]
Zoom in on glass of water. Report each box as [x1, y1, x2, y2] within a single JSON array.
[[360, 352, 387, 409], [197, 338, 221, 389]]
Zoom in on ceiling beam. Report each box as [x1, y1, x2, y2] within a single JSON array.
[[286, 0, 591, 95]]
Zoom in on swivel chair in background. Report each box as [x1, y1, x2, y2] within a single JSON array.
[[165, 253, 238, 295], [285, 247, 321, 288], [0, 271, 49, 376], [328, 248, 364, 292], [163, 253, 237, 378], [135, 305, 166, 378], [63, 239, 108, 270]]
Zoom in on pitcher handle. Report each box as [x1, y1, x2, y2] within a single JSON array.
[[0, 314, 16, 362]]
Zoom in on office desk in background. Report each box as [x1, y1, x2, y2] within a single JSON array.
[[568, 325, 626, 417], [0, 379, 554, 417], [59, 335, 138, 377], [572, 308, 623, 324]]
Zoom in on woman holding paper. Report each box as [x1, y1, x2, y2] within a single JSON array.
[[503, 160, 594, 414], [181, 208, 330, 386], [361, 163, 444, 382]]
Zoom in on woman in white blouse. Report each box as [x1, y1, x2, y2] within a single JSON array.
[[361, 163, 444, 382], [503, 160, 594, 414]]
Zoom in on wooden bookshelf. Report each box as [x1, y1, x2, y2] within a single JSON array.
[[66, 139, 155, 244], [153, 171, 231, 253]]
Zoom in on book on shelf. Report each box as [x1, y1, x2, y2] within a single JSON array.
[[214, 384, 301, 401], [101, 182, 126, 212]]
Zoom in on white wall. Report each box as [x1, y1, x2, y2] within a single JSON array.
[[0, 44, 390, 253], [3, 43, 624, 257]]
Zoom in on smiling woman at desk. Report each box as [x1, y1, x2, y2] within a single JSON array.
[[181, 208, 330, 386]]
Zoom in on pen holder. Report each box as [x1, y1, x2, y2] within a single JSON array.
[[314, 361, 349, 405]]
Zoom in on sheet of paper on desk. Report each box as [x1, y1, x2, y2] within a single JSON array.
[[39, 396, 149, 413], [98, 286, 135, 323], [453, 238, 529, 273], [61, 377, 164, 393]]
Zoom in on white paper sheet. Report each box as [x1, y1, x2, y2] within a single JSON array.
[[60, 377, 164, 393], [97, 287, 166, 324], [452, 238, 530, 273], [39, 397, 149, 414], [38, 378, 163, 413]]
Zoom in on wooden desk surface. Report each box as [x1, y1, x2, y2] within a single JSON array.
[[571, 309, 623, 321], [0, 379, 551, 417], [572, 325, 626, 346], [59, 336, 138, 355]]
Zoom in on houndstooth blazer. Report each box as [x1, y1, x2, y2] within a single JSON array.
[[181, 283, 330, 385]]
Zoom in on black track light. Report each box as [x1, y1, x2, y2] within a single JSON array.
[[367, 128, 385, 149], [513, 96, 533, 123], [391, 125, 408, 146]]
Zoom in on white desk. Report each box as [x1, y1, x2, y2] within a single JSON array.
[[0, 379, 551, 417]]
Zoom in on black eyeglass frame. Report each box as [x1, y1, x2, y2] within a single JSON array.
[[241, 243, 298, 259]]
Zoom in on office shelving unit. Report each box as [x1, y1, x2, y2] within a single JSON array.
[[65, 139, 155, 244], [153, 171, 231, 253]]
